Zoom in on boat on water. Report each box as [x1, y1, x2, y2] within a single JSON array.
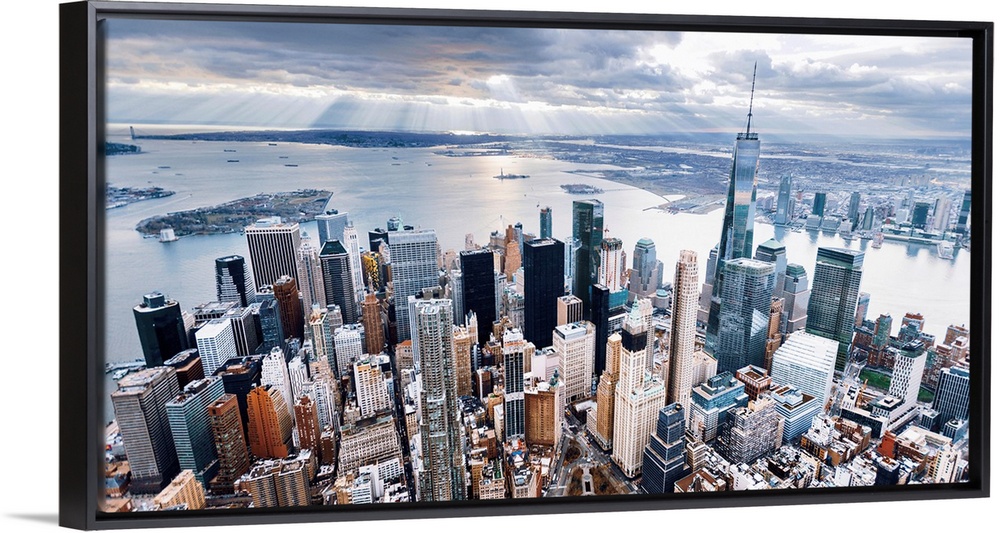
[[159, 228, 178, 243], [227, 159, 239, 163], [284, 164, 298, 167], [494, 168, 529, 180], [224, 149, 237, 152], [937, 241, 955, 259]]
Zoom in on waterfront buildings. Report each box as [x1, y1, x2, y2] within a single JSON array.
[[775, 175, 793, 225], [806, 247, 865, 371]]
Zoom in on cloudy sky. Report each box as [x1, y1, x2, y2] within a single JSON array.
[[104, 18, 972, 138]]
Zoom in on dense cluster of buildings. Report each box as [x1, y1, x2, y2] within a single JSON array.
[[104, 98, 971, 513]]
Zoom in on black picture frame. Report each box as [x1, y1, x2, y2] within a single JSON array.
[[59, 1, 992, 530]]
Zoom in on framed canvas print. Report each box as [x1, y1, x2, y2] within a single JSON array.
[[59, 0, 991, 530]]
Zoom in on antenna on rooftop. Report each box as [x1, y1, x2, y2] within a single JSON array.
[[746, 62, 757, 135]]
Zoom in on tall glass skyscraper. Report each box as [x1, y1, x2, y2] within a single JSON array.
[[215, 255, 256, 307], [806, 247, 865, 371], [523, 238, 565, 349], [539, 206, 552, 239], [387, 228, 439, 342], [133, 291, 190, 367], [709, 258, 775, 375], [629, 238, 663, 299], [755, 239, 787, 300], [572, 199, 604, 314], [460, 248, 498, 345], [933, 365, 970, 424], [315, 208, 349, 248], [775, 175, 793, 225]]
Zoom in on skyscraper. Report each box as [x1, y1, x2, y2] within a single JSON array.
[[502, 328, 533, 441], [272, 275, 304, 342], [956, 189, 971, 235], [775, 175, 793, 225], [612, 305, 666, 478], [215, 255, 256, 307], [553, 321, 596, 404], [388, 229, 440, 342], [523, 238, 565, 348], [812, 192, 827, 217], [782, 263, 810, 334], [414, 299, 466, 501], [246, 385, 293, 459], [213, 357, 262, 441], [460, 248, 497, 346], [933, 196, 953, 233], [361, 292, 385, 355], [207, 394, 250, 493], [293, 395, 322, 459], [688, 372, 749, 442], [640, 403, 689, 494], [195, 318, 238, 377], [769, 330, 839, 408], [165, 376, 226, 484], [244, 217, 301, 292], [133, 292, 190, 368], [319, 240, 358, 324], [755, 239, 787, 300], [599, 237, 627, 305], [111, 367, 181, 493], [557, 295, 583, 326], [709, 258, 775, 374], [539, 206, 552, 239], [295, 242, 325, 313], [667, 250, 699, 413], [716, 395, 782, 464], [261, 346, 294, 420], [629, 238, 664, 299], [354, 357, 391, 418], [315, 208, 349, 249], [343, 223, 366, 305], [933, 365, 970, 423], [848, 191, 862, 228], [591, 333, 621, 450], [806, 247, 865, 371], [572, 199, 604, 314]]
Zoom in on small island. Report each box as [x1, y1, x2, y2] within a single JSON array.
[[560, 183, 604, 195], [105, 142, 142, 156], [494, 168, 529, 180], [135, 189, 332, 238], [106, 185, 175, 210]]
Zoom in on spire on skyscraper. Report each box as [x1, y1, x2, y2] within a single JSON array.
[[745, 61, 757, 136]]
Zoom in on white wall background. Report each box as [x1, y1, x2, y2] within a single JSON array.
[[3, 0, 996, 531]]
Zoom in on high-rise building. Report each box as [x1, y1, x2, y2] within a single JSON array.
[[861, 206, 875, 231], [164, 349, 204, 389], [590, 333, 621, 450], [874, 341, 928, 429], [599, 237, 627, 294], [806, 247, 865, 371], [133, 292, 190, 367], [590, 283, 611, 376], [502, 328, 533, 441], [361, 293, 385, 355], [239, 453, 312, 508], [769, 384, 821, 444], [294, 395, 322, 457], [848, 191, 862, 228], [525, 373, 562, 447], [244, 217, 301, 292], [272, 275, 304, 342], [207, 394, 250, 493], [111, 367, 181, 493], [246, 385, 293, 459], [667, 250, 699, 414], [222, 306, 259, 357], [196, 318, 238, 377], [153, 470, 206, 511], [629, 238, 664, 299], [557, 295, 583, 326], [295, 242, 325, 313], [333, 324, 364, 378], [572, 199, 604, 314], [319, 240, 358, 324], [956, 189, 972, 235], [612, 305, 666, 478], [354, 357, 391, 418], [933, 196, 953, 233], [166, 376, 226, 485], [688, 372, 749, 442], [261, 346, 295, 420], [316, 208, 349, 248], [716, 395, 782, 464], [539, 206, 552, 239], [708, 258, 775, 374], [343, 224, 366, 305], [812, 192, 827, 217], [453, 320, 475, 397], [763, 297, 785, 371], [769, 330, 839, 408], [414, 299, 466, 501], [553, 321, 596, 404], [775, 175, 793, 225], [459, 249, 497, 346], [709, 80, 761, 318], [640, 403, 689, 494], [254, 290, 284, 353], [911, 201, 931, 229], [388, 229, 440, 342], [933, 365, 970, 423], [782, 263, 810, 334], [755, 239, 787, 300], [216, 255, 256, 307], [523, 238, 565, 348]]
